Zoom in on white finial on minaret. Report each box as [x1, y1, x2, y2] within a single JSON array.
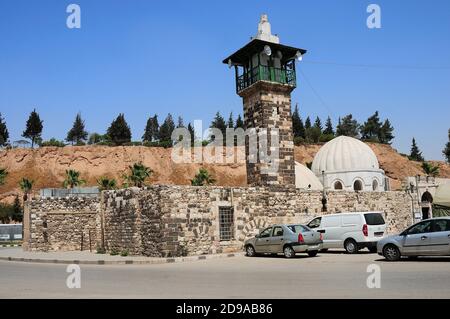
[[254, 14, 280, 44]]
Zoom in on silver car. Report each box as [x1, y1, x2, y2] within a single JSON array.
[[377, 217, 450, 261], [244, 224, 323, 258]]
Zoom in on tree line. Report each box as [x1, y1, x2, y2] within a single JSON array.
[[1, 109, 450, 164], [292, 106, 395, 145], [0, 110, 244, 149]]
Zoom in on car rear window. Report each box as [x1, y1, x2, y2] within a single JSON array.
[[288, 225, 309, 233], [364, 213, 385, 225]]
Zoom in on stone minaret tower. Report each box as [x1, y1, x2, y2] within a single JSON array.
[[223, 15, 306, 187]]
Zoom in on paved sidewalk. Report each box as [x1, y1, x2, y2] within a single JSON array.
[[0, 247, 243, 265]]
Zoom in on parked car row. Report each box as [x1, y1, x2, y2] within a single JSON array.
[[244, 212, 450, 261]]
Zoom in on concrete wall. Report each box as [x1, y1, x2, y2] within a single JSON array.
[[25, 186, 413, 256]]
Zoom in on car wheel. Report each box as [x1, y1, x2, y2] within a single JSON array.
[[383, 244, 401, 261], [246, 245, 256, 257], [308, 251, 318, 257], [283, 245, 295, 258], [368, 247, 377, 253], [344, 239, 358, 254]]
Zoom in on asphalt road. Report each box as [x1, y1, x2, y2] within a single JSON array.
[[1, 251, 450, 298]]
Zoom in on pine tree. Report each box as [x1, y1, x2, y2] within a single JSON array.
[[159, 113, 175, 144], [379, 119, 395, 144], [336, 114, 359, 138], [0, 113, 9, 147], [443, 129, 450, 163], [235, 114, 244, 129], [210, 112, 227, 143], [314, 116, 323, 133], [360, 111, 382, 142], [176, 116, 184, 128], [187, 123, 195, 146], [409, 138, 424, 162], [22, 109, 43, 148], [225, 112, 233, 129], [292, 104, 305, 138], [142, 115, 159, 142], [106, 113, 131, 145], [323, 116, 335, 136], [12, 196, 23, 223], [305, 116, 312, 130], [66, 113, 88, 145]]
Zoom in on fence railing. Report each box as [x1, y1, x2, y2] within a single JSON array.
[[237, 65, 296, 93]]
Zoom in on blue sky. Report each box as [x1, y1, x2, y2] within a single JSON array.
[[0, 0, 449, 160]]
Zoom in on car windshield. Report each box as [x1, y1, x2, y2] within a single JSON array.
[[364, 213, 385, 225], [287, 225, 309, 233]]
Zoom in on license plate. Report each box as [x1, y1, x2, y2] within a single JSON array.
[[375, 232, 384, 237]]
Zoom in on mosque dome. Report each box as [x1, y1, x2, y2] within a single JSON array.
[[295, 162, 323, 191], [311, 136, 380, 175], [310, 136, 386, 192]]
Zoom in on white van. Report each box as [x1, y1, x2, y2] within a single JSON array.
[[306, 212, 386, 254]]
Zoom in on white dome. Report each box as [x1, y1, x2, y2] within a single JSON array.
[[311, 136, 380, 175], [295, 162, 323, 190]]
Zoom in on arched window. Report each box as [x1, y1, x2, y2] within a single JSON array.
[[353, 180, 363, 191], [421, 191, 433, 203], [334, 181, 343, 190], [372, 179, 379, 191]]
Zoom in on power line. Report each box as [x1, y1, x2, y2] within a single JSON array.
[[297, 68, 338, 122], [303, 60, 450, 70]]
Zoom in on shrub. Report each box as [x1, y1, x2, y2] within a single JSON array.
[[110, 248, 119, 256], [97, 177, 117, 191], [191, 168, 216, 186], [294, 137, 305, 146], [120, 250, 129, 257], [39, 138, 66, 147], [319, 134, 335, 143], [96, 246, 106, 254]]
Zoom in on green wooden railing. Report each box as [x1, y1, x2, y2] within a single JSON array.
[[236, 65, 296, 93]]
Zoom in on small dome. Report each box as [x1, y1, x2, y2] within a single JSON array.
[[311, 136, 380, 175], [295, 162, 323, 190]]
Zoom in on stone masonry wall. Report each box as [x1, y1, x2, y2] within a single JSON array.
[[100, 186, 413, 257], [24, 197, 100, 252], [25, 186, 413, 257]]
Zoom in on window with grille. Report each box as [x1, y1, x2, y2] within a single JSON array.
[[219, 206, 234, 241]]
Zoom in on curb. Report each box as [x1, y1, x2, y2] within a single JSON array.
[[0, 252, 245, 265]]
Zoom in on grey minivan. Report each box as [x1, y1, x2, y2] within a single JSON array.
[[244, 224, 323, 258], [377, 217, 450, 261]]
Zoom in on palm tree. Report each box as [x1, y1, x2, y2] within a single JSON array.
[[0, 168, 8, 185], [19, 178, 34, 201], [191, 168, 216, 186], [422, 162, 440, 177], [63, 169, 85, 189], [125, 163, 153, 187], [97, 177, 117, 191]]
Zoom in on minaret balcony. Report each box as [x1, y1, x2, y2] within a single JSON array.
[[236, 65, 296, 94]]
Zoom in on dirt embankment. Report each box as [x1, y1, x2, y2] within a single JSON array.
[[1, 144, 449, 204]]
